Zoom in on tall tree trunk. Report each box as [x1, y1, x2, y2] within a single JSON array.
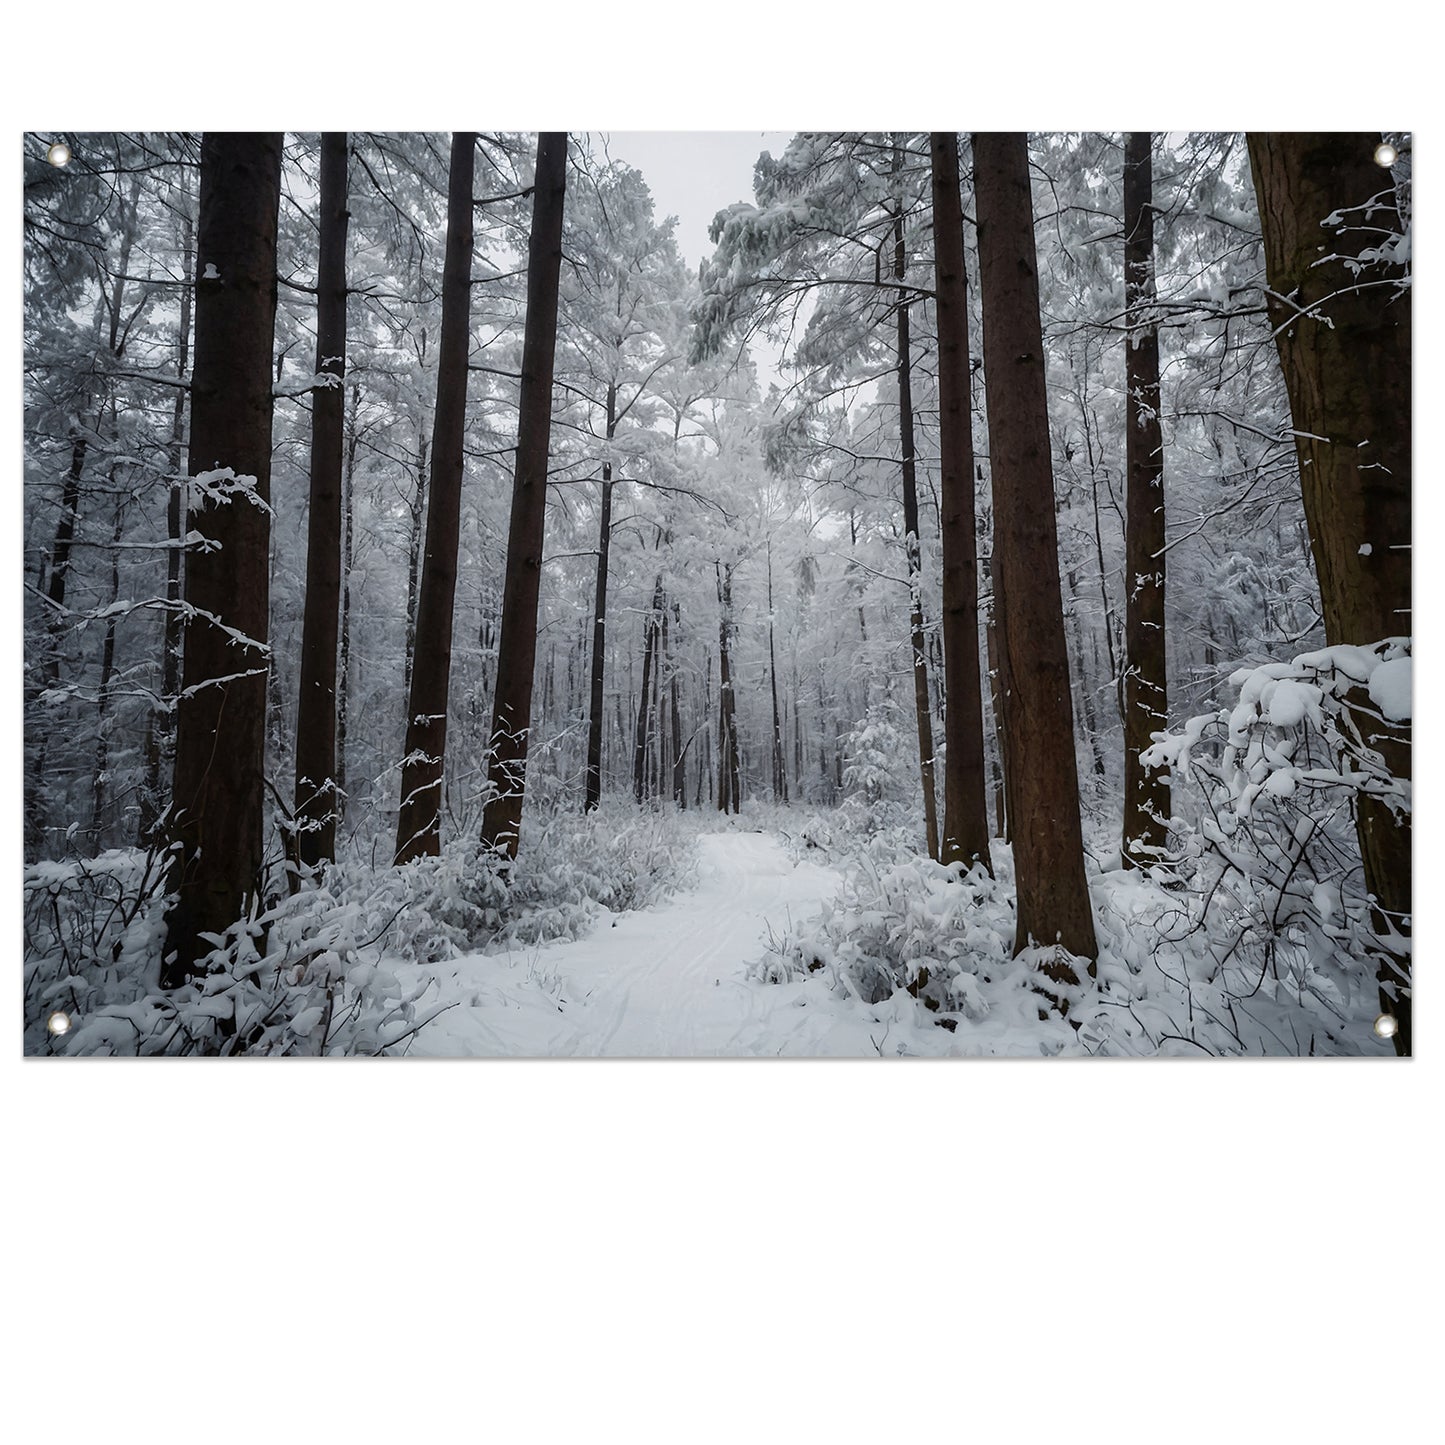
[[403, 430, 429, 698], [395, 133, 475, 864], [891, 145, 940, 860], [766, 539, 787, 802], [671, 602, 686, 807], [716, 563, 740, 814], [292, 131, 350, 872], [634, 574, 663, 803], [336, 382, 359, 826], [972, 131, 1098, 980], [480, 133, 569, 860], [930, 131, 993, 873], [1121, 131, 1171, 869], [90, 492, 125, 839], [981, 529, 1010, 843], [1247, 132, 1412, 1054], [162, 132, 283, 986], [584, 381, 617, 811], [141, 203, 193, 840]]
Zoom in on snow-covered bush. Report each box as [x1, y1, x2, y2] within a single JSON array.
[[25, 801, 701, 1056], [749, 634, 1410, 1056], [1138, 637, 1411, 1030]]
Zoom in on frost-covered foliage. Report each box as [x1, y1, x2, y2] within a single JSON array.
[[753, 743, 1397, 1056], [24, 803, 699, 1056], [829, 699, 921, 844], [1138, 637, 1411, 1019]]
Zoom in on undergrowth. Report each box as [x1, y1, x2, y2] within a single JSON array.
[[24, 801, 699, 1056]]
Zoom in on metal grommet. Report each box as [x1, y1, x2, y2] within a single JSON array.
[[46, 1009, 73, 1037], [46, 141, 72, 168], [1374, 142, 1399, 168], [1373, 1013, 1398, 1040]]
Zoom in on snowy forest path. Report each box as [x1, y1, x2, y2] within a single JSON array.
[[410, 830, 844, 1057]]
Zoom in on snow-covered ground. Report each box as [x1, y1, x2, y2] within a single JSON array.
[[401, 829, 937, 1057]]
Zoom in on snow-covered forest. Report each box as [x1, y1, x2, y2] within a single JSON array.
[[22, 128, 1412, 1058]]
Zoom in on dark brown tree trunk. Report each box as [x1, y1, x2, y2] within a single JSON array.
[[403, 430, 429, 698], [292, 132, 350, 872], [46, 432, 88, 624], [981, 530, 1010, 843], [634, 574, 663, 803], [671, 602, 686, 807], [972, 131, 1098, 980], [480, 133, 569, 860], [1121, 132, 1171, 869], [395, 134, 475, 865], [767, 539, 787, 802], [162, 132, 283, 986], [584, 381, 617, 811], [90, 494, 125, 838], [1247, 132, 1412, 1054], [716, 563, 741, 814], [141, 203, 193, 840], [891, 160, 940, 860], [335, 381, 360, 824], [930, 131, 993, 874]]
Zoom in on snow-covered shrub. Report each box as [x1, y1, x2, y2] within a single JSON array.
[[753, 845, 1012, 1005], [23, 856, 447, 1056], [1139, 637, 1411, 1030], [25, 801, 701, 1056]]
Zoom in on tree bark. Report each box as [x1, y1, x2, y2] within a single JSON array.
[[634, 573, 663, 803], [395, 133, 475, 865], [140, 202, 193, 840], [480, 133, 569, 860], [336, 382, 359, 826], [584, 381, 617, 811], [90, 493, 125, 839], [403, 430, 429, 698], [162, 132, 283, 986], [671, 602, 686, 807], [891, 148, 940, 861], [292, 131, 350, 871], [767, 538, 787, 802], [972, 131, 1098, 979], [1121, 131, 1171, 869], [716, 563, 741, 814], [930, 131, 993, 873], [1247, 131, 1412, 1054]]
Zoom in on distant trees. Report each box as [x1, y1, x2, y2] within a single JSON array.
[[1247, 131, 1412, 1053], [972, 131, 1097, 976], [162, 132, 283, 985], [480, 132, 569, 860], [394, 133, 475, 865], [695, 132, 947, 852]]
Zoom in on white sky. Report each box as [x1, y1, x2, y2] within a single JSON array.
[[595, 130, 793, 273], [592, 131, 795, 393]]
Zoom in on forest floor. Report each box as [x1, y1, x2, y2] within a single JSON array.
[[400, 828, 944, 1057]]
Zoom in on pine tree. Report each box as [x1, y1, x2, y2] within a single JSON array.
[[1247, 131, 1412, 1054], [929, 131, 992, 873], [292, 132, 350, 871], [480, 132, 569, 859], [972, 131, 1098, 979], [395, 133, 475, 865], [162, 132, 283, 986], [1121, 131, 1170, 869]]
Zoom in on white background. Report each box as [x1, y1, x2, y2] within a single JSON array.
[[3, 8, 1438, 1440]]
